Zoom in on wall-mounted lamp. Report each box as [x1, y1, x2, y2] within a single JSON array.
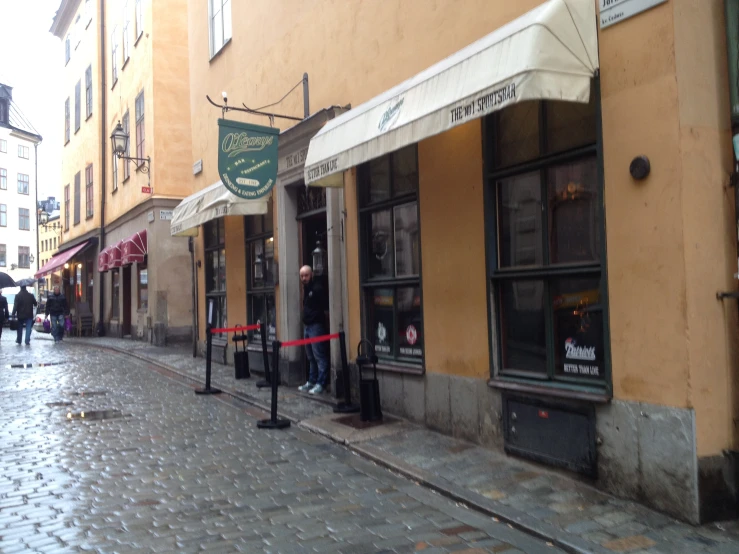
[[312, 240, 326, 276], [64, 263, 70, 269], [110, 121, 151, 174]]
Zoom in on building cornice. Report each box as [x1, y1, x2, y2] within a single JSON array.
[[50, 0, 82, 38]]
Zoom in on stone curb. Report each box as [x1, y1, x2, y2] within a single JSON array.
[[95, 342, 607, 554]]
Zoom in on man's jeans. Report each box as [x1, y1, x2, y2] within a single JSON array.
[[304, 322, 330, 387], [16, 318, 32, 344], [50, 314, 65, 341]]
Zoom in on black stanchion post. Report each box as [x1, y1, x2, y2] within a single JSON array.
[[334, 331, 360, 414], [195, 325, 222, 395], [257, 340, 291, 429], [256, 322, 271, 389]]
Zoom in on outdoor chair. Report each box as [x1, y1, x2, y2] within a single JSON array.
[[75, 302, 95, 337]]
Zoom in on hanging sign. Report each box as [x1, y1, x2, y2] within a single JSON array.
[[218, 119, 280, 200]]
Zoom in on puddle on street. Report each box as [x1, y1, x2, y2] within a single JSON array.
[[6, 362, 64, 369], [65, 410, 124, 421], [68, 391, 107, 396], [47, 401, 74, 407]]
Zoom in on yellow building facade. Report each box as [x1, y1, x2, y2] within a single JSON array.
[[177, 0, 737, 523], [51, 0, 194, 342]]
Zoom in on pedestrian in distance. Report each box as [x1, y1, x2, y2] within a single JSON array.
[[45, 285, 70, 343], [11, 285, 37, 345], [297, 265, 330, 395], [0, 290, 8, 339]]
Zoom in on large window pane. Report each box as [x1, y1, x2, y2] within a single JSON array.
[[392, 145, 418, 196], [365, 156, 391, 204], [397, 286, 422, 360], [546, 95, 596, 155], [368, 209, 394, 278], [394, 202, 419, 277], [496, 101, 540, 168], [552, 277, 603, 380], [499, 280, 546, 373], [249, 293, 276, 343], [497, 172, 543, 268], [368, 288, 394, 357], [217, 248, 226, 291], [548, 158, 600, 264]]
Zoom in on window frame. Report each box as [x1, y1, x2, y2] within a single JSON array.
[[0, 139, 6, 153], [17, 145, 29, 159], [74, 80, 81, 132], [65, 35, 71, 64], [0, 204, 6, 227], [484, 79, 611, 397], [85, 164, 94, 218], [0, 168, 6, 190], [204, 219, 227, 330], [0, 244, 5, 267], [122, 110, 131, 180], [358, 146, 424, 370], [122, 1, 131, 63], [208, 0, 232, 59], [17, 173, 29, 195], [245, 200, 276, 345], [138, 264, 148, 310], [135, 0, 144, 40], [135, 91, 145, 165], [18, 208, 30, 231], [112, 269, 120, 318], [64, 185, 70, 231], [73, 172, 81, 225], [18, 246, 30, 269], [64, 98, 70, 144], [85, 65, 93, 119], [111, 25, 119, 85]]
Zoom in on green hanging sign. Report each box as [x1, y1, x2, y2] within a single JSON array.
[[218, 119, 280, 199]]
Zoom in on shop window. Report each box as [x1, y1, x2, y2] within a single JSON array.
[[75, 264, 83, 301], [138, 265, 148, 310], [204, 219, 226, 329], [245, 198, 275, 344], [112, 270, 120, 318], [486, 81, 607, 390], [359, 145, 423, 365]]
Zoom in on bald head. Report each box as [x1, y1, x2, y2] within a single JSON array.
[[299, 265, 313, 285]]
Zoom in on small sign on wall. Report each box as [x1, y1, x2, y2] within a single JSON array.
[[600, 0, 667, 29], [147, 211, 155, 223], [193, 159, 203, 175], [159, 210, 173, 220]]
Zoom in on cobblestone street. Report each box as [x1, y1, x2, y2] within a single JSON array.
[[0, 331, 562, 553]]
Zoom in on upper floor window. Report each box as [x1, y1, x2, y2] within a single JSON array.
[[122, 110, 131, 179], [85, 0, 93, 27], [0, 204, 6, 227], [123, 1, 131, 62], [17, 145, 29, 159], [19, 208, 30, 231], [74, 172, 81, 225], [135, 0, 144, 39], [358, 145, 423, 365], [17, 173, 29, 195], [18, 246, 30, 268], [0, 139, 6, 153], [85, 65, 93, 118], [0, 244, 5, 267], [0, 168, 6, 190], [85, 164, 94, 218], [0, 99, 8, 125], [111, 26, 119, 84], [64, 98, 70, 144], [65, 35, 71, 64], [74, 80, 81, 132], [135, 91, 145, 163], [64, 185, 70, 230], [209, 0, 231, 58]]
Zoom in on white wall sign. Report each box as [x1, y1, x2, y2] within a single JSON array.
[[193, 159, 203, 175], [159, 210, 173, 220], [147, 210, 155, 223], [600, 0, 667, 29]]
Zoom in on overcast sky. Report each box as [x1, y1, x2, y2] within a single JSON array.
[[0, 0, 63, 201]]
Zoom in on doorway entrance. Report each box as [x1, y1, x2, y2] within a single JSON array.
[[297, 185, 330, 386], [122, 265, 132, 336]]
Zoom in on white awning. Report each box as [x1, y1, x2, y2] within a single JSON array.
[[304, 0, 598, 187], [170, 180, 269, 237]]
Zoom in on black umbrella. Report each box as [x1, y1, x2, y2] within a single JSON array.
[[15, 278, 36, 287], [0, 272, 16, 288]]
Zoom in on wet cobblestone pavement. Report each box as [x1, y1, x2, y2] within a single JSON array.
[[0, 331, 564, 553]]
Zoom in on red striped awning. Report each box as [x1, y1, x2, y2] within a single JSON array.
[[35, 241, 90, 279], [121, 230, 147, 266], [98, 247, 110, 273], [108, 242, 123, 269]]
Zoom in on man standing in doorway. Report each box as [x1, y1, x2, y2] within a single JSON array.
[[11, 285, 37, 345], [298, 265, 329, 395], [45, 285, 69, 343]]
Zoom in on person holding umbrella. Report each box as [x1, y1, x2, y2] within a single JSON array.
[[11, 285, 37, 345]]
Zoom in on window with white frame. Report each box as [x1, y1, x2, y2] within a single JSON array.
[[17, 173, 29, 195], [65, 35, 71, 64], [209, 0, 231, 58], [17, 145, 29, 159], [19, 208, 30, 231], [0, 139, 7, 152], [18, 246, 30, 268], [0, 168, 6, 190], [85, 65, 93, 118], [135, 0, 144, 39], [0, 204, 6, 227], [111, 26, 119, 84], [123, 1, 131, 62], [0, 244, 5, 267]]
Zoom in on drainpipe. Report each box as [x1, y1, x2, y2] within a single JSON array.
[[34, 142, 40, 273], [96, 0, 107, 335], [189, 237, 198, 357]]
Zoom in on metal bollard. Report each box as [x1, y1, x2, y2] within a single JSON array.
[[333, 331, 360, 414], [256, 322, 271, 389], [195, 325, 222, 395], [257, 340, 291, 429]]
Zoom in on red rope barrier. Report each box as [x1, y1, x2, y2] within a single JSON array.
[[210, 324, 260, 334], [281, 333, 340, 348]]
